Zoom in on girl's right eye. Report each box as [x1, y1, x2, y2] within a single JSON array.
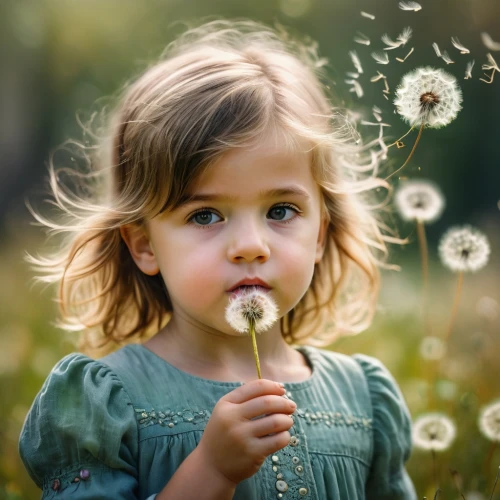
[[187, 208, 222, 228]]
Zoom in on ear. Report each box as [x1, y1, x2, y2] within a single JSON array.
[[315, 217, 329, 264], [119, 224, 160, 276]]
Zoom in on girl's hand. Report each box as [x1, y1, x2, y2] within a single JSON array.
[[197, 379, 296, 486]]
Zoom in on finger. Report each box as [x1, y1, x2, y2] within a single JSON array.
[[223, 379, 285, 405], [241, 395, 296, 420], [248, 413, 294, 438], [254, 430, 292, 456]]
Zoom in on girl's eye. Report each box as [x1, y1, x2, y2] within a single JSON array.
[[186, 203, 301, 229]]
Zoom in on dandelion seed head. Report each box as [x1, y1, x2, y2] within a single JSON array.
[[412, 413, 457, 451], [394, 67, 463, 128], [419, 336, 446, 361], [478, 400, 500, 442], [395, 179, 445, 222], [225, 286, 279, 334], [438, 225, 490, 272]]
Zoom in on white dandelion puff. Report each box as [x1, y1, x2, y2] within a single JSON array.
[[476, 296, 499, 321], [361, 11, 375, 20], [419, 336, 446, 361], [394, 67, 463, 128], [349, 50, 364, 74], [225, 286, 279, 334], [413, 414, 456, 451], [441, 50, 455, 64], [481, 32, 500, 51], [438, 225, 490, 273], [395, 179, 445, 223], [396, 47, 414, 63], [371, 51, 390, 64], [399, 1, 422, 11], [354, 32, 370, 45], [478, 400, 500, 442], [464, 60, 475, 79], [451, 37, 470, 54], [432, 42, 442, 58]]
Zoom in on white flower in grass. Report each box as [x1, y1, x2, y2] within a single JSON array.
[[394, 67, 462, 128], [478, 400, 500, 442], [439, 225, 490, 272], [225, 287, 279, 334], [412, 413, 456, 451], [419, 336, 446, 360], [395, 179, 445, 223]]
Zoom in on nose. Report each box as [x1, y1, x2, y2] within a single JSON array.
[[226, 216, 270, 263]]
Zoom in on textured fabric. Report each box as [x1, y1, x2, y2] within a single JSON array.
[[19, 344, 417, 499]]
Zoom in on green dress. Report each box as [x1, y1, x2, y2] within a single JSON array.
[[19, 344, 417, 499]]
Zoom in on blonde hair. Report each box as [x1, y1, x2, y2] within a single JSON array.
[[27, 19, 400, 357]]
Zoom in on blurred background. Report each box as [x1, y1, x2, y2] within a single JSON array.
[[0, 0, 499, 498]]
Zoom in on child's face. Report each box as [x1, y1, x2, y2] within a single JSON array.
[[126, 135, 328, 337]]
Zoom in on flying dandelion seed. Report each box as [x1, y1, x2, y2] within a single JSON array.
[[395, 179, 445, 223], [478, 400, 500, 442], [399, 1, 422, 11], [419, 336, 446, 361], [349, 50, 364, 73], [396, 47, 415, 63], [361, 11, 375, 19], [432, 42, 442, 58], [438, 225, 490, 273], [348, 80, 364, 98], [481, 32, 500, 51], [372, 51, 390, 64], [451, 37, 470, 54], [346, 71, 360, 78], [413, 413, 456, 451], [441, 51, 455, 65], [464, 60, 475, 79], [480, 53, 499, 83], [383, 27, 412, 49], [382, 34, 403, 50], [389, 67, 462, 178], [354, 32, 370, 45]]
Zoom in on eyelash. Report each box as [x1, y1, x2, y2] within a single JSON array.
[[186, 203, 302, 229]]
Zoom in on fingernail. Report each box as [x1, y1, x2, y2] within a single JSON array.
[[277, 382, 285, 388]]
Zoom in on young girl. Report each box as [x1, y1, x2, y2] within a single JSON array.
[[19, 19, 417, 499]]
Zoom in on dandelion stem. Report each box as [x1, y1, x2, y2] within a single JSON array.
[[387, 125, 415, 148], [489, 465, 500, 500], [386, 122, 425, 180], [450, 469, 466, 500], [248, 318, 262, 379], [417, 219, 432, 335], [443, 272, 464, 344], [484, 442, 498, 475], [432, 449, 439, 490]]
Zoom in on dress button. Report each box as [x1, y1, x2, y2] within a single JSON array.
[[272, 455, 279, 463], [295, 465, 304, 476], [79, 469, 90, 480], [276, 480, 288, 492], [299, 487, 308, 495], [289, 436, 299, 446]]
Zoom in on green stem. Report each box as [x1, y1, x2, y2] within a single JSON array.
[[249, 319, 262, 379]]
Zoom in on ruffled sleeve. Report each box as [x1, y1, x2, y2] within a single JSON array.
[[353, 354, 417, 500], [19, 353, 141, 499]]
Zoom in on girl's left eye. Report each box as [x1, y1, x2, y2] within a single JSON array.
[[186, 203, 302, 229]]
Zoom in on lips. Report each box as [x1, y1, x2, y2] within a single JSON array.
[[227, 278, 271, 293]]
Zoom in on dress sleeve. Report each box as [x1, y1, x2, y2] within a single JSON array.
[[19, 353, 141, 499], [353, 354, 417, 500]]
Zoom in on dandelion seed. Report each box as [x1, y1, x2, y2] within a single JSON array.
[[481, 32, 500, 51], [438, 225, 490, 273], [432, 42, 442, 58], [382, 33, 403, 50], [346, 71, 360, 78], [398, 26, 413, 45], [394, 67, 462, 128], [480, 53, 499, 83], [413, 413, 456, 451], [396, 47, 415, 62], [441, 51, 455, 64], [476, 296, 499, 321], [371, 51, 390, 64], [354, 32, 370, 45], [451, 37, 470, 54], [373, 110, 382, 122], [395, 179, 445, 223], [349, 50, 364, 74], [399, 1, 422, 11], [464, 60, 475, 79], [478, 400, 500, 442], [370, 71, 386, 82], [347, 80, 364, 98], [419, 336, 446, 361], [361, 11, 375, 19]]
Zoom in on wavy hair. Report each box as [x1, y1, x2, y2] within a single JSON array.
[[27, 19, 402, 357]]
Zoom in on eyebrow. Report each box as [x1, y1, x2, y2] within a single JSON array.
[[176, 186, 311, 208]]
